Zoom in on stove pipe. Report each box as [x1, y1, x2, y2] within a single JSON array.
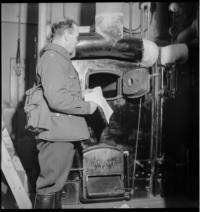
[[75, 3, 159, 67]]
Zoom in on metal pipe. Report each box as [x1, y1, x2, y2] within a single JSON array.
[[74, 34, 159, 67], [129, 2, 133, 35], [159, 65, 164, 157], [140, 4, 144, 38], [38, 3, 47, 56], [160, 43, 189, 65], [74, 34, 143, 63], [132, 97, 142, 189]]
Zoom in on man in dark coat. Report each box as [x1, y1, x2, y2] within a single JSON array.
[[34, 19, 98, 209]]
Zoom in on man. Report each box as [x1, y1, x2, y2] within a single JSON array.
[[34, 19, 98, 209]]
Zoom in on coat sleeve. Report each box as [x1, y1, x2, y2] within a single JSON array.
[[40, 55, 91, 115]]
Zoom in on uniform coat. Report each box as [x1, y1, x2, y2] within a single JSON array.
[[36, 43, 91, 142]]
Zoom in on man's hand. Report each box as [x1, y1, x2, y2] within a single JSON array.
[[83, 88, 93, 95], [88, 102, 98, 114]]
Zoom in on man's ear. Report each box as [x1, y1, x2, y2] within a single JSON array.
[[64, 30, 70, 42]]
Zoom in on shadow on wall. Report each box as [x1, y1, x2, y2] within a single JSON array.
[[11, 3, 40, 195]]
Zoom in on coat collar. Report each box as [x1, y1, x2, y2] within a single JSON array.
[[42, 43, 71, 60]]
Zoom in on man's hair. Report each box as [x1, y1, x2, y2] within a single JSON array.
[[47, 18, 77, 43]]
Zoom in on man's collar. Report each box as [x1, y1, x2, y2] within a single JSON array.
[[45, 43, 71, 60]]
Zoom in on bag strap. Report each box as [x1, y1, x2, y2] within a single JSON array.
[[25, 83, 41, 96], [24, 83, 42, 110], [35, 65, 42, 86]]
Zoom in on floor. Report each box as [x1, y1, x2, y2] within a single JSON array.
[[62, 195, 199, 209]]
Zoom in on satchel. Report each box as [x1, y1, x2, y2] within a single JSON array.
[[24, 84, 51, 134]]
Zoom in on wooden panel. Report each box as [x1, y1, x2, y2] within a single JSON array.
[[2, 107, 16, 136], [1, 122, 32, 209]]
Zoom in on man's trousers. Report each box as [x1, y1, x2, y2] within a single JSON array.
[[36, 140, 75, 195]]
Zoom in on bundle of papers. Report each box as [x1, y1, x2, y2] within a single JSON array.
[[84, 86, 113, 124]]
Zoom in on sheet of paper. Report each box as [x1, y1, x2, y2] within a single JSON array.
[[84, 86, 113, 124]]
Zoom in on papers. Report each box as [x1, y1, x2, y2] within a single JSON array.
[[84, 86, 113, 124]]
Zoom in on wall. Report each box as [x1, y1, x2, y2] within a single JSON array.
[[2, 3, 38, 107], [2, 3, 38, 141]]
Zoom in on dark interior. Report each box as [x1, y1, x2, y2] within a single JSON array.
[[88, 73, 120, 99]]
